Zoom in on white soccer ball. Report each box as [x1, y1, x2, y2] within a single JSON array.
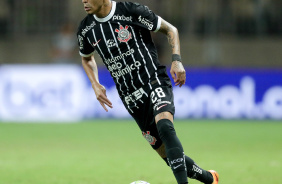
[[130, 181, 150, 184]]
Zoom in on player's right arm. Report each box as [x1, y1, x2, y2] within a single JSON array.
[[158, 19, 186, 87], [82, 55, 113, 112], [127, 2, 186, 87]]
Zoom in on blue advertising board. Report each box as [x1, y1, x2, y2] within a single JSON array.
[[0, 65, 281, 121]]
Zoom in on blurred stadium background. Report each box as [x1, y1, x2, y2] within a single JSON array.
[[0, 1, 282, 184], [0, 0, 281, 121]]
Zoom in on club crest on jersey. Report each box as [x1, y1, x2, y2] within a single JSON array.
[[115, 25, 132, 43], [142, 131, 157, 145]]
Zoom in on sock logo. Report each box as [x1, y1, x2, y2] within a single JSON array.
[[192, 165, 203, 174], [173, 164, 182, 169], [170, 158, 184, 165]]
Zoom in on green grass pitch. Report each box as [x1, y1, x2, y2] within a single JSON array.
[[0, 120, 281, 184]]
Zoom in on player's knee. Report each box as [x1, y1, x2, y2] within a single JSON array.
[[156, 119, 176, 141], [155, 111, 173, 122], [155, 143, 167, 158]]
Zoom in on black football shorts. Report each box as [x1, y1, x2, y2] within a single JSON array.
[[125, 80, 175, 150]]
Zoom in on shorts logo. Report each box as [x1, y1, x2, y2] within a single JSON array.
[[142, 131, 157, 145], [115, 25, 132, 43], [156, 104, 167, 111]]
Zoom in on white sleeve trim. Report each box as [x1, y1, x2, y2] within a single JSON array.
[[79, 51, 94, 57], [154, 16, 162, 32]]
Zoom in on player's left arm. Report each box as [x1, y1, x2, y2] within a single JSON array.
[[158, 19, 186, 87]]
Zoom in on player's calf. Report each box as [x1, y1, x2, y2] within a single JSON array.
[[156, 119, 188, 184]]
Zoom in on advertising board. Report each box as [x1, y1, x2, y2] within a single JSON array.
[[0, 65, 281, 121]]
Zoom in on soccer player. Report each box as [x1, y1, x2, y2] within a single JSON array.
[[77, 0, 219, 184]]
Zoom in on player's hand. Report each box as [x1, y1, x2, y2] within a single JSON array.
[[92, 83, 113, 112], [170, 61, 186, 87]]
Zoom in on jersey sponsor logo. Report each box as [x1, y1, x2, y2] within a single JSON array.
[[138, 15, 153, 30], [112, 15, 132, 22], [115, 25, 132, 43], [142, 131, 157, 145], [108, 62, 123, 71], [124, 87, 146, 105], [78, 35, 84, 50], [92, 39, 101, 47], [111, 61, 141, 79], [81, 21, 96, 37], [104, 49, 134, 65], [106, 39, 116, 48]]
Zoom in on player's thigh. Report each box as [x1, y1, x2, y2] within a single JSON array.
[[149, 85, 175, 122]]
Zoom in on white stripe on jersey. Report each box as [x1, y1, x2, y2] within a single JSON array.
[[116, 22, 144, 90], [89, 34, 134, 112], [117, 22, 149, 103], [100, 24, 138, 110], [115, 23, 146, 105], [155, 72, 161, 85], [107, 22, 137, 91], [104, 22, 139, 109], [100, 24, 130, 90], [138, 30, 161, 85], [129, 25, 153, 90], [91, 29, 126, 98]]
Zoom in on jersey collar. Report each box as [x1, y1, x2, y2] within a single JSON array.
[[94, 1, 116, 22]]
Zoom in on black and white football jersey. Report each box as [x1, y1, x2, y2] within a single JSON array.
[[77, 1, 170, 110]]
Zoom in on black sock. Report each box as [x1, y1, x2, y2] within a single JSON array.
[[185, 156, 213, 184], [157, 119, 188, 184], [162, 156, 213, 184]]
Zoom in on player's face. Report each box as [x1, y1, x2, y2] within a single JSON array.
[[82, 0, 103, 14]]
